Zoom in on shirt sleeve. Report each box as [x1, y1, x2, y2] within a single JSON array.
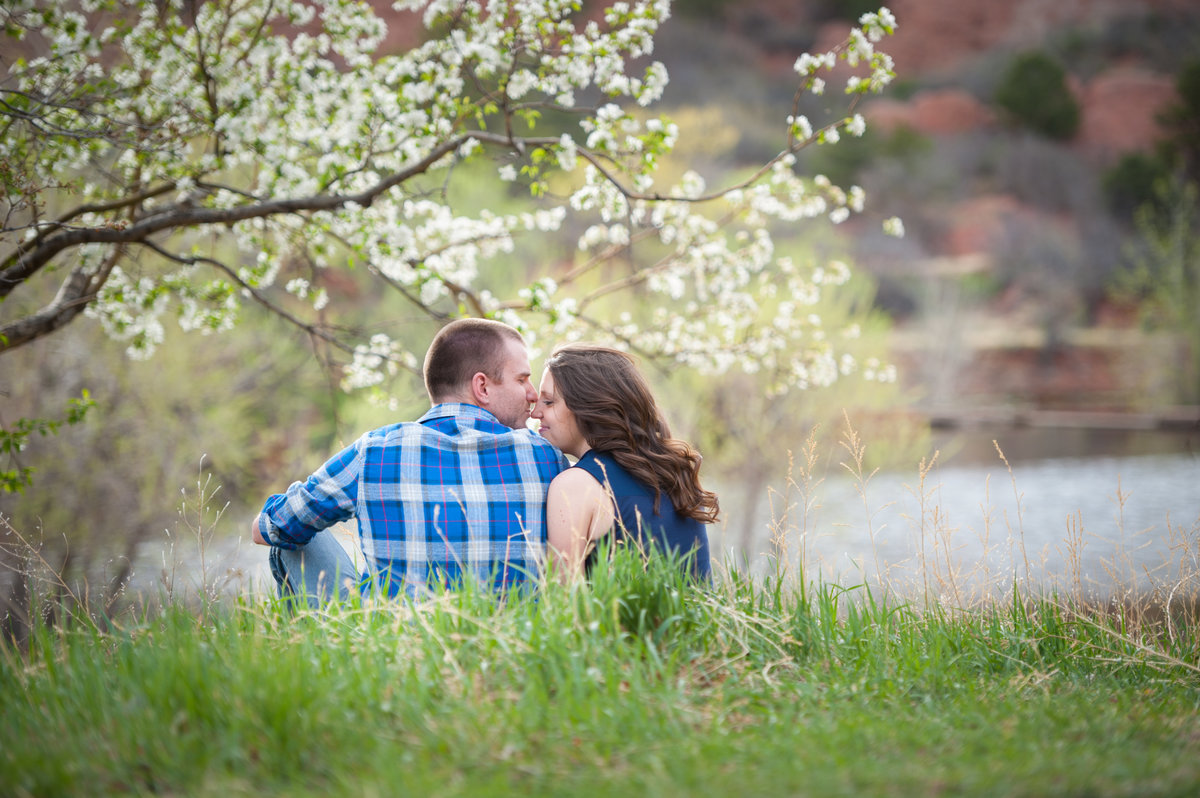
[[253, 439, 364, 548]]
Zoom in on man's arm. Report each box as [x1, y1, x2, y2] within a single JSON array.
[[250, 440, 364, 548]]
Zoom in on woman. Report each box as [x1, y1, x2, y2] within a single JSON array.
[[531, 344, 719, 581]]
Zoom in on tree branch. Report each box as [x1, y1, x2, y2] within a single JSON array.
[[0, 134, 471, 301], [135, 240, 368, 359], [38, 183, 178, 233], [0, 246, 121, 352]]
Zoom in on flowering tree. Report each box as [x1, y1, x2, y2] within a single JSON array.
[[1, 0, 901, 397]]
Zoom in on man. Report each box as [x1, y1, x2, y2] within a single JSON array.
[[251, 318, 568, 604]]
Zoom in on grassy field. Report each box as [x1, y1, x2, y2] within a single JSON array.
[[2, 541, 1198, 798]]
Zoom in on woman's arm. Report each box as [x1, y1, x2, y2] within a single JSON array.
[[545, 467, 615, 581]]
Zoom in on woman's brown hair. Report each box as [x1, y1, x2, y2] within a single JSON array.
[[544, 344, 719, 523]]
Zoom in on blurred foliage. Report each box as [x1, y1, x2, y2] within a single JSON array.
[[805, 124, 932, 187], [1054, 11, 1200, 77], [994, 216, 1088, 343], [1103, 151, 1175, 220], [991, 133, 1096, 213], [1114, 177, 1200, 403], [673, 0, 738, 21], [1158, 58, 1200, 183], [1, 391, 94, 493], [955, 270, 1004, 304], [993, 51, 1081, 141], [818, 0, 885, 23], [1102, 59, 1200, 221], [0, 306, 342, 631], [883, 78, 922, 102]]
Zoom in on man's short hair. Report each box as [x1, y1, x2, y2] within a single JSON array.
[[423, 318, 525, 402]]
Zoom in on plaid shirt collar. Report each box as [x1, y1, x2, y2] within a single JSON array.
[[422, 405, 535, 436], [417, 400, 506, 427]]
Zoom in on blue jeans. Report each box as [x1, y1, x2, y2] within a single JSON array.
[[268, 529, 359, 608]]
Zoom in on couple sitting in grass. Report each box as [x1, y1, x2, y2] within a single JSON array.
[[251, 318, 718, 605]]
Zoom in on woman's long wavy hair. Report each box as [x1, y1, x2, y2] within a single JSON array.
[[544, 344, 719, 523]]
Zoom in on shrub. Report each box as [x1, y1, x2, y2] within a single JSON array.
[[820, 0, 885, 22], [1102, 151, 1174, 219], [993, 51, 1081, 140], [1159, 58, 1200, 180], [806, 123, 932, 186], [674, 0, 738, 20]]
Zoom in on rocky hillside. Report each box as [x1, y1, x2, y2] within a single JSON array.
[[704, 0, 1200, 413]]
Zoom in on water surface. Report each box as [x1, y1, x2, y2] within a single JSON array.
[[711, 426, 1200, 601]]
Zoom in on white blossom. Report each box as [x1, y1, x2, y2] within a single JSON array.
[[848, 186, 866, 213]]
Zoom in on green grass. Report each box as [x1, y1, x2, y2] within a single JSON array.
[[2, 547, 1198, 797]]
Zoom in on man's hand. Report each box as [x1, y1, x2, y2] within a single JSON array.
[[251, 518, 269, 546]]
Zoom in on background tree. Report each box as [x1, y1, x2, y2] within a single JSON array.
[[1103, 58, 1200, 220], [1116, 177, 1200, 404], [1158, 58, 1200, 182], [993, 51, 1080, 141]]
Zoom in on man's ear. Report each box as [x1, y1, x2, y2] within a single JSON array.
[[468, 371, 490, 406]]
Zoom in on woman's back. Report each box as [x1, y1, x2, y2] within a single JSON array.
[[573, 449, 711, 581]]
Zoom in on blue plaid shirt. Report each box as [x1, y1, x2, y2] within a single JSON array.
[[254, 403, 568, 596]]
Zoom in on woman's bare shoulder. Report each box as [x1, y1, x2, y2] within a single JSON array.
[[551, 465, 605, 493]]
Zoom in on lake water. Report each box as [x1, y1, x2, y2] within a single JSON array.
[[708, 426, 1200, 602]]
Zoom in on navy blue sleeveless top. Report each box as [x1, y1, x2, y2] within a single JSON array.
[[573, 449, 712, 581]]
